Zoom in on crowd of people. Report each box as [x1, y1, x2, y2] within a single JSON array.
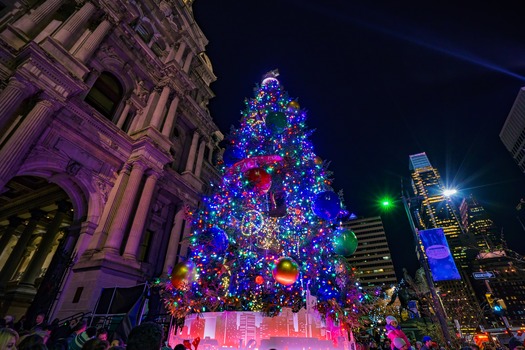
[[0, 313, 179, 350], [355, 315, 525, 350], [2, 312, 525, 350]]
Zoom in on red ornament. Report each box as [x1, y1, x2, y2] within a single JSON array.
[[255, 275, 264, 285], [225, 155, 283, 175], [245, 167, 272, 193]]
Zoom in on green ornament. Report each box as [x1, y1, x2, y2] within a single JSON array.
[[265, 111, 287, 134], [332, 228, 358, 256]]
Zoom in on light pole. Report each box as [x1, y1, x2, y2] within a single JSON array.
[[401, 194, 454, 346]]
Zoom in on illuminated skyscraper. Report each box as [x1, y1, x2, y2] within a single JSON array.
[[407, 152, 481, 333], [459, 194, 500, 253], [459, 195, 525, 327], [342, 216, 397, 288]]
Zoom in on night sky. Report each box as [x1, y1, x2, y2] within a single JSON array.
[[192, 1, 525, 278]]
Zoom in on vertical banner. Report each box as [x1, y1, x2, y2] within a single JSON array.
[[407, 300, 419, 318], [419, 228, 461, 281]]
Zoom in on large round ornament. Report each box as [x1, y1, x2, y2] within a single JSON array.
[[244, 167, 272, 193], [222, 147, 243, 167], [197, 227, 228, 254], [272, 257, 299, 285], [332, 227, 358, 257], [265, 111, 288, 134], [313, 156, 323, 166], [312, 191, 341, 220], [171, 261, 195, 290], [262, 77, 279, 86], [287, 100, 300, 112]]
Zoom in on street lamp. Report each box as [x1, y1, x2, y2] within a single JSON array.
[[443, 188, 458, 197], [379, 192, 453, 346], [401, 194, 454, 346]]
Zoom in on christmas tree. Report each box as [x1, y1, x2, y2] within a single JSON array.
[[160, 71, 360, 326]]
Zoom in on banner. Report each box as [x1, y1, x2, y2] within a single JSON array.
[[419, 228, 461, 281], [168, 304, 348, 350]]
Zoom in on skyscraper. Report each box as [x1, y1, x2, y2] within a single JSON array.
[[342, 216, 397, 288], [459, 194, 500, 253], [500, 87, 525, 173], [407, 152, 481, 333], [459, 195, 525, 327]]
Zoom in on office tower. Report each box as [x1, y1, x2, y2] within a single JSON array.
[[460, 195, 525, 327], [459, 195, 500, 253], [342, 216, 397, 288], [500, 87, 525, 172], [407, 152, 481, 333], [0, 0, 222, 321]]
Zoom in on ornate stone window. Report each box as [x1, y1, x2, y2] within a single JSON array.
[[151, 37, 166, 58], [134, 20, 154, 44], [85, 72, 123, 119]]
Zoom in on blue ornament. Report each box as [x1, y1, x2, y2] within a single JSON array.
[[312, 191, 341, 220], [222, 147, 243, 167], [332, 227, 358, 256], [198, 227, 229, 254]]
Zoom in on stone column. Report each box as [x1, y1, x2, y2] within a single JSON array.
[[0, 217, 23, 259], [86, 165, 130, 251], [103, 161, 146, 253], [13, 0, 65, 37], [116, 100, 132, 129], [208, 146, 214, 163], [123, 172, 159, 260], [184, 131, 199, 173], [182, 51, 194, 73], [150, 85, 171, 129], [131, 89, 158, 132], [0, 77, 36, 131], [161, 95, 180, 136], [162, 207, 185, 276], [20, 201, 71, 285], [74, 19, 112, 63], [53, 1, 96, 48], [0, 99, 59, 191], [164, 44, 176, 63], [174, 41, 187, 65], [0, 210, 46, 284], [179, 219, 192, 258], [194, 139, 206, 178]]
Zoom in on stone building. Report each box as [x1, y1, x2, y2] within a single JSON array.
[[0, 0, 223, 321]]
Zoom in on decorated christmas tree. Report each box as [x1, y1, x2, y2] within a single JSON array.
[[160, 71, 360, 327]]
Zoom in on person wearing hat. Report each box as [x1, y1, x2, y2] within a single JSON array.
[[421, 336, 433, 350], [385, 316, 411, 350]]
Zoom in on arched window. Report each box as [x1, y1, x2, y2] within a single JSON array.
[[85, 72, 123, 119]]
